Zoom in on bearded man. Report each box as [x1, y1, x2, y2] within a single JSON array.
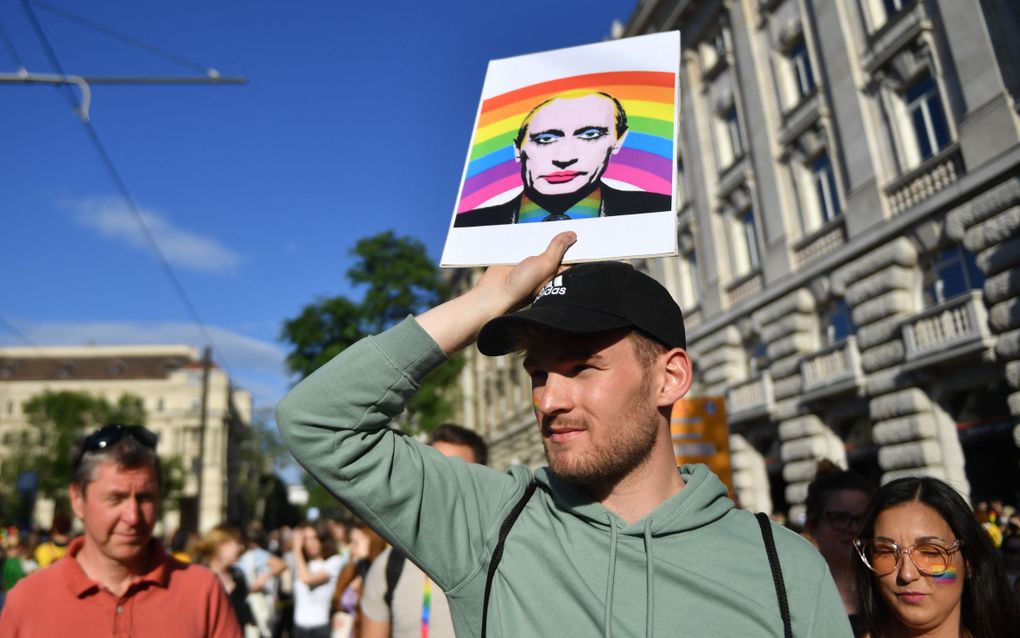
[[278, 233, 851, 637]]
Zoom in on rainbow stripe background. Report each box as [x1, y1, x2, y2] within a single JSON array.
[[457, 71, 676, 214]]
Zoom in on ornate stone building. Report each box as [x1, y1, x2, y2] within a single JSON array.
[[452, 0, 1020, 523], [0, 344, 252, 532]]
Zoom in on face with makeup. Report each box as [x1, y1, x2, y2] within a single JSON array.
[[871, 502, 966, 635], [515, 94, 628, 197]]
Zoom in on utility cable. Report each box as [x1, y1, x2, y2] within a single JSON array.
[[0, 317, 40, 349], [0, 18, 26, 71], [30, 0, 216, 75], [19, 0, 233, 377]]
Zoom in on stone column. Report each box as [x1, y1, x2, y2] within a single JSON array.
[[753, 288, 843, 521], [730, 433, 771, 513]]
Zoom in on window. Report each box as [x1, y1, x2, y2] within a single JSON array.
[[727, 108, 744, 160], [824, 299, 856, 344], [716, 107, 744, 168], [811, 154, 841, 224], [5, 401, 12, 415], [863, 0, 906, 31], [742, 210, 761, 271], [747, 338, 768, 375], [784, 39, 816, 107], [883, 0, 905, 18], [904, 75, 951, 164], [676, 157, 687, 209], [701, 30, 728, 70], [157, 397, 165, 412], [730, 209, 761, 276], [677, 252, 700, 309], [923, 247, 984, 306]]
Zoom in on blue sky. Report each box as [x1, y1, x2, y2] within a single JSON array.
[[1, 1, 635, 441]]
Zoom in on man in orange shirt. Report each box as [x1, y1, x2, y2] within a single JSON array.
[[0, 424, 241, 638]]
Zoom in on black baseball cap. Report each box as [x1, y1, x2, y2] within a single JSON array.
[[477, 261, 686, 356]]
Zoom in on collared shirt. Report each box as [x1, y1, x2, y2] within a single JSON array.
[[516, 188, 602, 223], [0, 536, 241, 638]]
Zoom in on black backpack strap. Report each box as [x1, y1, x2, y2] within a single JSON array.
[[383, 548, 406, 613], [755, 512, 792, 638], [481, 482, 537, 637]]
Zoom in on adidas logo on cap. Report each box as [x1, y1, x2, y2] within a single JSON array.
[[535, 275, 566, 301]]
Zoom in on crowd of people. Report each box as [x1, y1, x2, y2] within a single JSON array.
[[1, 474, 1017, 637], [1, 238, 1019, 636]]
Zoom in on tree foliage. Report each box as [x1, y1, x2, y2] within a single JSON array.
[[0, 390, 184, 518], [281, 231, 464, 434]]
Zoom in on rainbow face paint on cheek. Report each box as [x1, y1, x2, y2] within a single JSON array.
[[533, 397, 542, 422], [933, 568, 958, 584]]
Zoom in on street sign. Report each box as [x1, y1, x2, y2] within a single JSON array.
[[671, 397, 732, 496]]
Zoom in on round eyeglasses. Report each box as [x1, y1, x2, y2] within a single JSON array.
[[822, 510, 865, 532], [853, 538, 964, 577]]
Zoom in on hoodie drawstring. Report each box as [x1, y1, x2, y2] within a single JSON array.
[[643, 520, 655, 638], [604, 514, 618, 638]]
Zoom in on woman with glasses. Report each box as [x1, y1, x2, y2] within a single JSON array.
[[852, 477, 1018, 637], [803, 460, 875, 636]]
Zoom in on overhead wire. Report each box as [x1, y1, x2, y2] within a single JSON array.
[[0, 18, 26, 70], [0, 317, 40, 349], [30, 0, 216, 75], [18, 0, 234, 377]]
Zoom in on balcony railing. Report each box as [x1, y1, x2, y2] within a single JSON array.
[[800, 336, 864, 398], [726, 372, 774, 423], [886, 144, 963, 215], [902, 291, 993, 364]]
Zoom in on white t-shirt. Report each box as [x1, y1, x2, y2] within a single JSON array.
[[293, 553, 346, 628]]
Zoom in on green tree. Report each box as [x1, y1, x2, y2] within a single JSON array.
[[0, 390, 182, 518], [281, 231, 464, 434]]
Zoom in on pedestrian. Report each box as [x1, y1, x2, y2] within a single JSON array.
[[291, 520, 345, 638], [0, 423, 241, 637], [237, 521, 287, 638], [852, 476, 1019, 637], [360, 423, 488, 638], [277, 233, 852, 636], [195, 524, 258, 636], [802, 459, 874, 636]]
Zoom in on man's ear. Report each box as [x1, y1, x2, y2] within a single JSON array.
[[70, 482, 85, 520], [611, 129, 629, 154], [514, 146, 523, 163], [656, 348, 692, 408]]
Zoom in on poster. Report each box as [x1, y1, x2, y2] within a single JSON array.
[[671, 396, 732, 496], [441, 31, 681, 267]]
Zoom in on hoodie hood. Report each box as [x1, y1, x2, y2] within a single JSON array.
[[534, 463, 735, 536]]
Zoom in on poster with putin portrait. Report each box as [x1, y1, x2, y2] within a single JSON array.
[[441, 31, 680, 267]]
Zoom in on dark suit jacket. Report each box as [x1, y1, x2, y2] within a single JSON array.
[[453, 184, 673, 228]]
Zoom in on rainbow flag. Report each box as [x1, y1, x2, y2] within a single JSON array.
[[457, 71, 676, 214]]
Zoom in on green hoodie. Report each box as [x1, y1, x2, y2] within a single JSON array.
[[277, 318, 852, 637]]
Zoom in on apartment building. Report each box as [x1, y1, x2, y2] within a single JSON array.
[[0, 344, 252, 532], [453, 0, 1020, 523]]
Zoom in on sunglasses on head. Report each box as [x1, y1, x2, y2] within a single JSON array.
[[74, 424, 158, 468]]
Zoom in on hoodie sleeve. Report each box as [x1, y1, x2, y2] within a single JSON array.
[[807, 558, 854, 637], [276, 317, 525, 590]]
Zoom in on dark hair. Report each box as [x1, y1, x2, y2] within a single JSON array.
[[50, 512, 72, 536], [852, 477, 1019, 638], [70, 427, 162, 495], [300, 519, 337, 560], [803, 459, 875, 531], [430, 423, 489, 467]]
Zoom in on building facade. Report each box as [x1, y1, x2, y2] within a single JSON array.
[[0, 344, 252, 533], [453, 0, 1020, 523]]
